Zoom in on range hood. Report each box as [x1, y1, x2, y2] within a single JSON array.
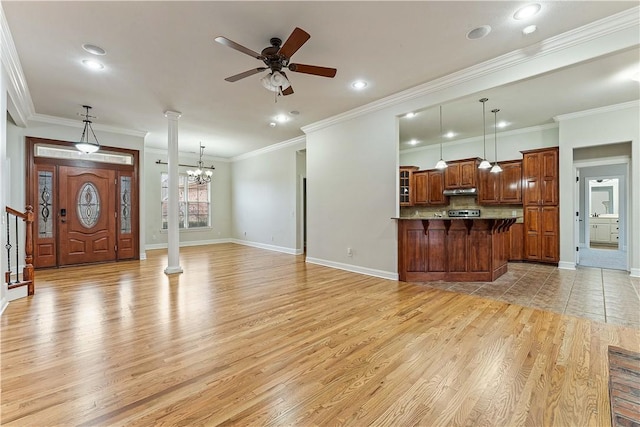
[[443, 188, 478, 196]]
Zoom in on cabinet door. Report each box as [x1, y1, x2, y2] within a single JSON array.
[[522, 152, 541, 205], [594, 223, 611, 242], [500, 161, 522, 204], [524, 207, 541, 260], [509, 223, 524, 261], [460, 161, 476, 188], [427, 170, 447, 205], [413, 171, 428, 205], [400, 167, 418, 206], [444, 163, 461, 189], [540, 150, 558, 205], [478, 168, 499, 204], [540, 206, 559, 262]]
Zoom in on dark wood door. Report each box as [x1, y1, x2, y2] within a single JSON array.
[[500, 161, 522, 203], [427, 170, 447, 205], [413, 171, 428, 205], [58, 166, 117, 266], [478, 168, 499, 204]]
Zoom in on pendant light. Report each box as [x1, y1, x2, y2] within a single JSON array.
[[434, 105, 448, 169], [75, 105, 100, 154], [478, 98, 491, 169], [490, 108, 503, 173]]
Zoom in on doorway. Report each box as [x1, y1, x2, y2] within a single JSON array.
[[575, 160, 628, 271], [26, 137, 139, 268]]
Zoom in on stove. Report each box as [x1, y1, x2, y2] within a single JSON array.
[[448, 209, 481, 218]]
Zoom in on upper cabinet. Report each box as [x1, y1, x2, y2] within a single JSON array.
[[399, 166, 418, 206], [445, 158, 479, 189], [522, 147, 558, 206], [478, 160, 522, 205], [414, 170, 447, 206]]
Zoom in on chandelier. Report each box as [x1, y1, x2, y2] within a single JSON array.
[[187, 143, 214, 184], [75, 105, 100, 154]]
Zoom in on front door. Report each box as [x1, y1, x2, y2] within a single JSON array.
[[58, 166, 117, 266]]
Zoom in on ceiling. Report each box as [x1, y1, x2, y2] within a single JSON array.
[[2, 1, 638, 158]]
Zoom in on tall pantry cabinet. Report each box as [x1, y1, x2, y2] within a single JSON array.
[[522, 147, 559, 263]]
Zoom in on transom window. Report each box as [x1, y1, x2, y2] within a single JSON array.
[[161, 173, 210, 229]]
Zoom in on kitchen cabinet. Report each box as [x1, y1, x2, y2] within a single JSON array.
[[589, 217, 619, 244], [399, 166, 418, 206], [478, 160, 522, 205], [522, 148, 558, 206], [522, 147, 559, 263], [445, 158, 478, 189], [508, 222, 524, 261], [414, 170, 447, 206]]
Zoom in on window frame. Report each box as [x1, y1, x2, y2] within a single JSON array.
[[160, 172, 212, 230]]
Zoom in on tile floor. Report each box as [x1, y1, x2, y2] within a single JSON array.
[[421, 263, 640, 329]]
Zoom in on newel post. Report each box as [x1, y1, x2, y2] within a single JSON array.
[[24, 205, 35, 295]]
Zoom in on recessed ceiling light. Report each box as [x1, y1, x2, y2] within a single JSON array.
[[82, 43, 106, 55], [522, 25, 537, 35], [445, 131, 456, 138], [404, 112, 416, 118], [409, 139, 418, 145], [269, 122, 277, 127], [497, 121, 509, 128], [82, 59, 104, 70], [466, 25, 492, 40], [274, 114, 288, 123], [352, 80, 367, 90], [514, 3, 541, 20]]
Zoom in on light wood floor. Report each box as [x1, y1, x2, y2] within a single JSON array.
[[2, 243, 639, 426]]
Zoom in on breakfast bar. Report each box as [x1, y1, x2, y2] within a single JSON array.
[[396, 216, 518, 282]]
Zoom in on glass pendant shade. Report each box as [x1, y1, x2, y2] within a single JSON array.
[[478, 159, 492, 169], [490, 163, 503, 173], [434, 105, 448, 169]]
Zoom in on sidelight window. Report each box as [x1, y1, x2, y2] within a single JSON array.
[[160, 173, 210, 230]]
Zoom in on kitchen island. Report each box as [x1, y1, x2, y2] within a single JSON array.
[[396, 217, 518, 282]]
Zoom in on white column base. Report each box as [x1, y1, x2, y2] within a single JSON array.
[[558, 261, 576, 270], [164, 266, 183, 275]]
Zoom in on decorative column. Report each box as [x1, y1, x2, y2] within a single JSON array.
[[164, 110, 183, 275]]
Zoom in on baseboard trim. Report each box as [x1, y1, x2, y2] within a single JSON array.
[[0, 296, 8, 316], [230, 239, 302, 256], [145, 238, 232, 251], [558, 261, 576, 270], [630, 268, 640, 278], [305, 257, 398, 281]]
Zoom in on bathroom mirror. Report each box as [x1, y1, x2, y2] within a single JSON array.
[[589, 178, 618, 216]]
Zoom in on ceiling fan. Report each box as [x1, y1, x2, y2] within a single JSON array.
[[214, 27, 337, 96]]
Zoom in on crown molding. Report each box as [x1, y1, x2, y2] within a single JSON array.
[[230, 135, 306, 162], [28, 113, 148, 138], [145, 146, 230, 163], [400, 122, 559, 154], [303, 6, 640, 135], [1, 4, 35, 127], [553, 100, 640, 122]]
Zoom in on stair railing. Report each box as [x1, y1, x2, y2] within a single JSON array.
[[5, 205, 35, 296]]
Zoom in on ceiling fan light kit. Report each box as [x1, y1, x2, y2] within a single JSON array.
[[215, 27, 337, 97]]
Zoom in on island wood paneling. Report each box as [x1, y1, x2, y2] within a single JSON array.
[[2, 244, 638, 426]]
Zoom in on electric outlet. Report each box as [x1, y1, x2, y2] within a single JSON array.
[[347, 247, 353, 257], [512, 210, 517, 217], [271, 235, 274, 242], [244, 231, 247, 237]]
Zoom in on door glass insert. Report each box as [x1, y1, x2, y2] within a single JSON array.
[[38, 171, 53, 238], [120, 176, 132, 233], [77, 182, 101, 228]]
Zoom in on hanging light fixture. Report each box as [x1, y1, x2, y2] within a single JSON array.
[[478, 98, 491, 169], [434, 105, 448, 170], [261, 71, 290, 94], [75, 105, 100, 154], [186, 143, 214, 185], [491, 108, 503, 173]]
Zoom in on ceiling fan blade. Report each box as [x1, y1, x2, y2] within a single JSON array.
[[277, 27, 310, 59], [214, 36, 264, 60], [282, 86, 294, 96], [288, 63, 337, 78], [224, 67, 267, 82], [281, 71, 293, 95]]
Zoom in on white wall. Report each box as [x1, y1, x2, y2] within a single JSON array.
[[306, 110, 398, 278], [231, 139, 305, 255], [400, 124, 559, 170], [144, 150, 232, 248], [1, 67, 8, 311], [558, 103, 640, 275]]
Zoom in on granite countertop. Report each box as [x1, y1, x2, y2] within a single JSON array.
[[393, 216, 523, 221]]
